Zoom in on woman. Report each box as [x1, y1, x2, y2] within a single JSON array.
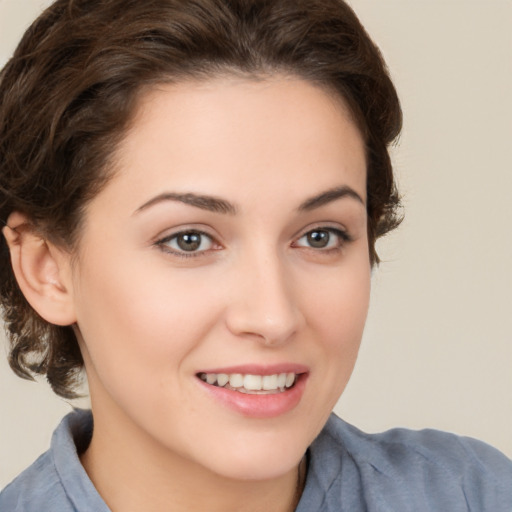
[[0, 0, 510, 510]]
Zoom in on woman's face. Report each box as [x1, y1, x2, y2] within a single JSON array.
[[70, 77, 370, 480]]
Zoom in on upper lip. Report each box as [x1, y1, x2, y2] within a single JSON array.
[[196, 363, 309, 376]]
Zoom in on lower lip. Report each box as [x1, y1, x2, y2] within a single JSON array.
[[197, 373, 308, 419]]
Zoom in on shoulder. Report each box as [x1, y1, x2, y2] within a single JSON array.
[[302, 414, 512, 511], [0, 450, 70, 512], [326, 413, 512, 478], [0, 409, 106, 512]]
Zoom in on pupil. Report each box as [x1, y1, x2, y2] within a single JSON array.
[[177, 233, 201, 251], [308, 230, 329, 248]]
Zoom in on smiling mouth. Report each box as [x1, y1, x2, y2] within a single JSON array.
[[197, 372, 299, 394]]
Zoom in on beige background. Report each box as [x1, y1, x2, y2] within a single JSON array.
[[1, 0, 511, 489]]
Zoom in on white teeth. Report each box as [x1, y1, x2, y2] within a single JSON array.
[[276, 373, 287, 388], [229, 373, 244, 388], [243, 374, 262, 391], [262, 374, 278, 390], [217, 373, 229, 386], [199, 372, 299, 394]]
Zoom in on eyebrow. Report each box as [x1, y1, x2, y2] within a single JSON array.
[[297, 185, 365, 211], [135, 185, 364, 216], [135, 192, 237, 215]]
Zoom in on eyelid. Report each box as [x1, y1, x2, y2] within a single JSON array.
[[292, 225, 352, 250], [154, 227, 222, 258], [152, 223, 352, 259], [294, 222, 351, 240]]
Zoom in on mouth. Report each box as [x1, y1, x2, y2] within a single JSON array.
[[196, 366, 309, 418], [197, 372, 299, 395]]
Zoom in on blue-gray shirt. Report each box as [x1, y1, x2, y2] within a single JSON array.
[[1, 409, 511, 511]]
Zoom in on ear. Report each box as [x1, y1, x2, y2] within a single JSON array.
[[3, 212, 77, 326]]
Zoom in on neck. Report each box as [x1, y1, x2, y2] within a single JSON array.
[[80, 404, 306, 512]]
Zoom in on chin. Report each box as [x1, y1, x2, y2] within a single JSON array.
[[194, 429, 309, 482], [211, 453, 303, 482]]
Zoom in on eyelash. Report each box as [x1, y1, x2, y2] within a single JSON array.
[[155, 229, 218, 258], [292, 227, 352, 252], [155, 226, 352, 259]]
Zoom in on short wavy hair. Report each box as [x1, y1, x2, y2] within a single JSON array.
[[0, 0, 402, 398]]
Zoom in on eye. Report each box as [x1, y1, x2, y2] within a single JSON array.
[[156, 230, 216, 255], [294, 227, 350, 250]]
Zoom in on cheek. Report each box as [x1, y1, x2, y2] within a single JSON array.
[[72, 256, 224, 398], [301, 255, 371, 396], [303, 254, 371, 339]]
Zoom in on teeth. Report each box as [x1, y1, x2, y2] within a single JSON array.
[[217, 373, 229, 387], [229, 374, 244, 388], [244, 374, 262, 391], [262, 374, 278, 390], [199, 372, 299, 393]]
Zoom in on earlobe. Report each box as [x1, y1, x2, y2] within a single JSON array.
[[3, 212, 77, 326]]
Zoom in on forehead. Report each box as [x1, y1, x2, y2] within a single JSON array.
[[99, 76, 367, 213]]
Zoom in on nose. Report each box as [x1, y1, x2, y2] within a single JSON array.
[[224, 250, 304, 346]]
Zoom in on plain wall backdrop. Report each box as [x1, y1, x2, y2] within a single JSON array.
[[1, 0, 511, 489]]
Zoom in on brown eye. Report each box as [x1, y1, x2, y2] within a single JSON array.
[[295, 227, 350, 250], [176, 232, 202, 251], [159, 230, 214, 254], [307, 230, 331, 248]]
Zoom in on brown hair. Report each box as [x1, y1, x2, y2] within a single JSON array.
[[0, 0, 402, 398]]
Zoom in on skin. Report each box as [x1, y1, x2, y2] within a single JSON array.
[[9, 76, 371, 512]]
